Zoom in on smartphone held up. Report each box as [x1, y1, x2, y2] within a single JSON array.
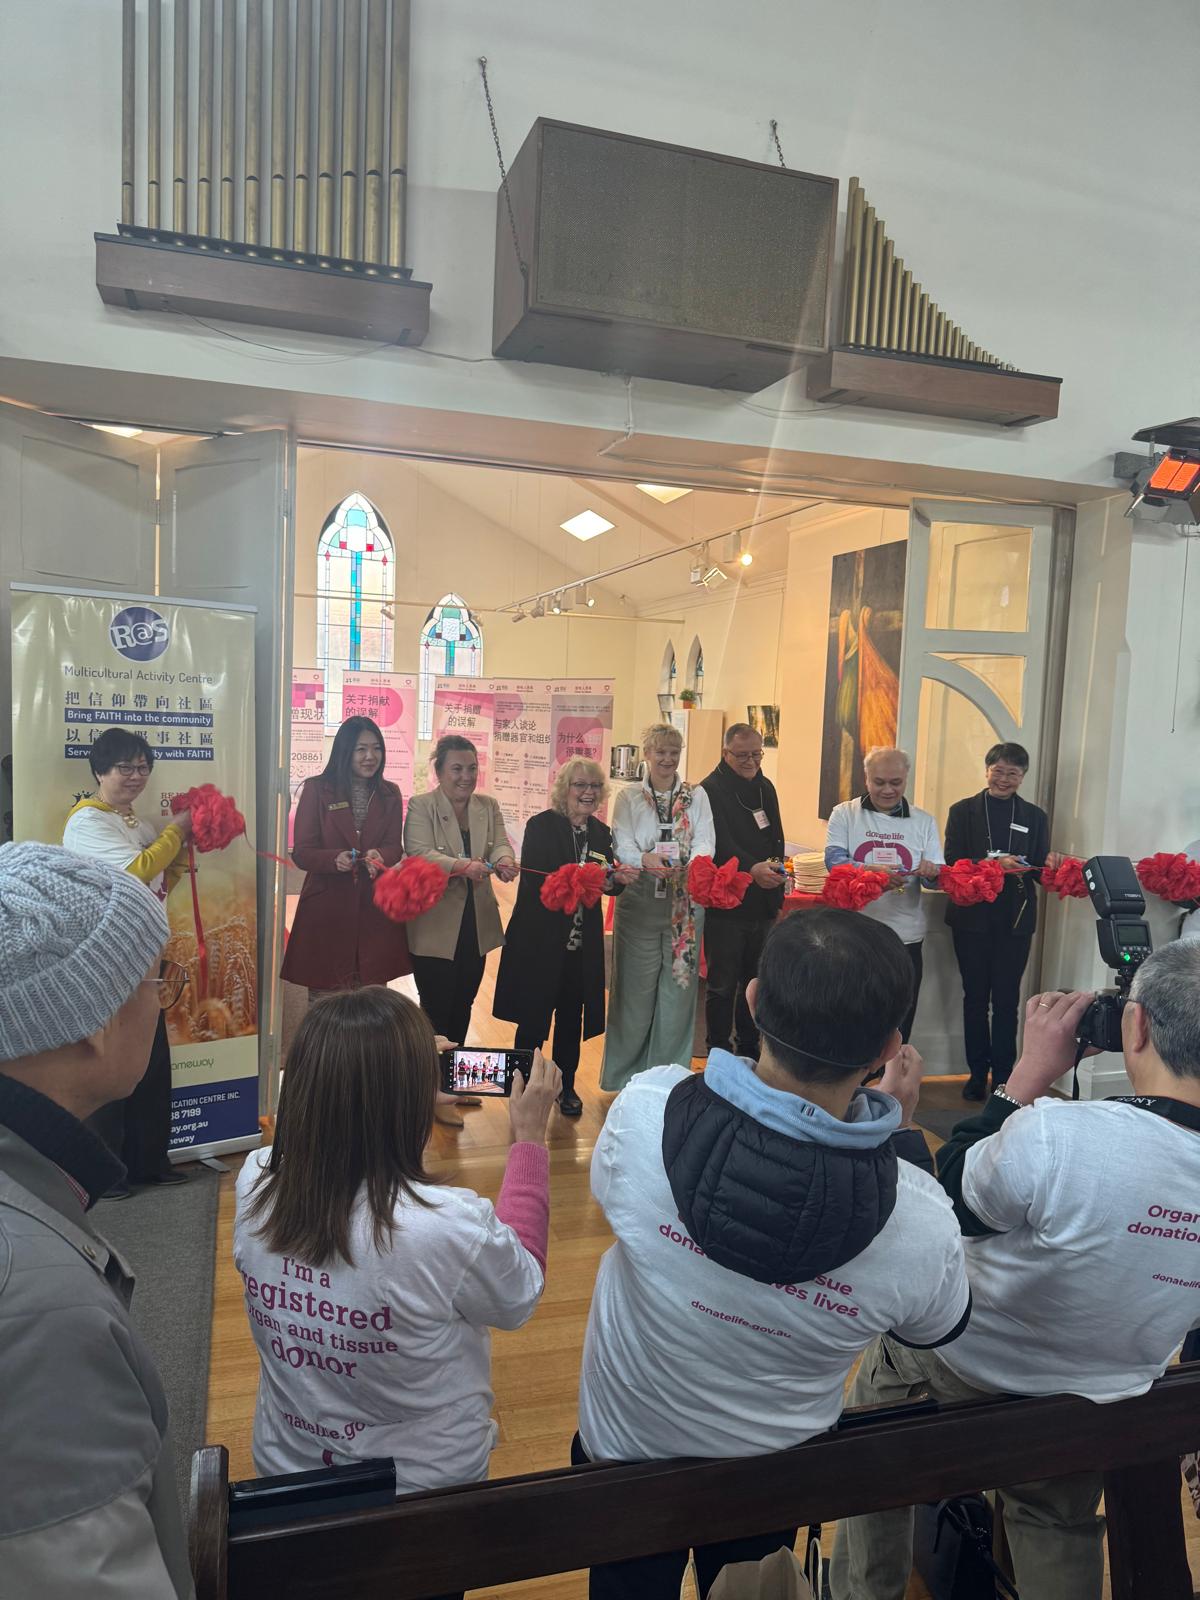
[[439, 1048, 534, 1098]]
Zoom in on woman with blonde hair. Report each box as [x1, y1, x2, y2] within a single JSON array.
[[494, 757, 637, 1117], [235, 987, 560, 1527], [600, 723, 715, 1091]]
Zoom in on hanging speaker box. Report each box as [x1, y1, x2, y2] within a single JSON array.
[[492, 120, 838, 392]]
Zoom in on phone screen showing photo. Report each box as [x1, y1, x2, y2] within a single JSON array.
[[440, 1049, 512, 1097]]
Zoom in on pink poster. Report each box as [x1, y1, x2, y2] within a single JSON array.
[[342, 671, 417, 802], [289, 669, 326, 847], [432, 680, 495, 794], [493, 680, 553, 852], [550, 680, 615, 796]]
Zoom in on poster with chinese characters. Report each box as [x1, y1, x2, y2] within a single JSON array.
[[432, 677, 614, 853], [289, 669, 326, 848], [10, 586, 261, 1159], [431, 681, 495, 794], [342, 670, 417, 801]]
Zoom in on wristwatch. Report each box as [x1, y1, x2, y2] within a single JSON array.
[[992, 1086, 1028, 1109]]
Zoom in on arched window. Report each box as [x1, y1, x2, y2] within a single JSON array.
[[685, 635, 705, 707], [317, 493, 394, 729], [419, 594, 484, 739], [657, 639, 677, 719]]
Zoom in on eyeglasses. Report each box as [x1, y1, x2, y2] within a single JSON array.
[[570, 781, 601, 792], [728, 748, 764, 763], [115, 763, 152, 778], [142, 960, 188, 1010]]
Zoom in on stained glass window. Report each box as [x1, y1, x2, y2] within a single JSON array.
[[316, 493, 394, 729], [419, 594, 484, 739]]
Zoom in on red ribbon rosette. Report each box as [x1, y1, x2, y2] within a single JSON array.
[[687, 855, 753, 911], [170, 784, 246, 853], [820, 862, 891, 910], [1041, 857, 1088, 900], [1137, 852, 1200, 905], [540, 861, 608, 915], [373, 856, 450, 922], [938, 857, 1006, 906]]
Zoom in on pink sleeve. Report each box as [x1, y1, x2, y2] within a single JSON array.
[[494, 1141, 550, 1273]]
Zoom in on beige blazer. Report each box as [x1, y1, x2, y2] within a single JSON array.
[[402, 790, 516, 959]]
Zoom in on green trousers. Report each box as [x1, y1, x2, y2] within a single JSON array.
[[827, 1337, 1104, 1600], [600, 874, 703, 1092]]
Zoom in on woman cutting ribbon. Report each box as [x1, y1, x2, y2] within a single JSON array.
[[63, 727, 192, 1198], [600, 723, 715, 1093]]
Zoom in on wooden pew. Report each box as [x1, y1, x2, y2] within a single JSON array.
[[191, 1365, 1200, 1600]]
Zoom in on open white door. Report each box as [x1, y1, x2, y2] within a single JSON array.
[[0, 403, 157, 804], [898, 500, 1057, 821], [159, 431, 295, 1110]]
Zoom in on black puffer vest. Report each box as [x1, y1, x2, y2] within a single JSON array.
[[661, 1073, 899, 1285]]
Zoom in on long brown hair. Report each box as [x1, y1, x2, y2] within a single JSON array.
[[246, 987, 438, 1267]]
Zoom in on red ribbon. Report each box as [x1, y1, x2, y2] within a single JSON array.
[[186, 842, 209, 1001]]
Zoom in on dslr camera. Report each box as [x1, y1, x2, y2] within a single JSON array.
[[1075, 856, 1153, 1053]]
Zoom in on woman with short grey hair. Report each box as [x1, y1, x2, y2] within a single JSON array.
[[494, 758, 637, 1116]]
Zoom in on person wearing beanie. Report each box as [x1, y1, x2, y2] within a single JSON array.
[[63, 727, 194, 1196], [0, 841, 195, 1599], [699, 723, 788, 1060]]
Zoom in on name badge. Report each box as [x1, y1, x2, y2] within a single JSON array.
[[328, 801, 350, 810], [1011, 823, 1029, 834], [753, 809, 770, 829], [869, 846, 901, 869], [658, 840, 680, 862]]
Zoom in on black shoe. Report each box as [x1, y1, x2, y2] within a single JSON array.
[[962, 1081, 986, 1102], [557, 1088, 583, 1118], [145, 1167, 190, 1185], [102, 1182, 134, 1201]]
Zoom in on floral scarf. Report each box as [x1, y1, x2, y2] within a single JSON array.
[[644, 781, 699, 989]]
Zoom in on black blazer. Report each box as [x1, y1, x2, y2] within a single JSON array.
[[492, 809, 620, 1038], [943, 791, 1051, 937]]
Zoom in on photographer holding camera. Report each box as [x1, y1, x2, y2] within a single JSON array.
[[831, 937, 1200, 1600]]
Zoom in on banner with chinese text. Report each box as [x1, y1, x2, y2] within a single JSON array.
[[289, 668, 325, 848], [11, 586, 261, 1158], [432, 677, 614, 853], [342, 670, 417, 801]]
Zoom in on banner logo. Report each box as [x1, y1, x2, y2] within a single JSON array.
[[110, 605, 171, 662]]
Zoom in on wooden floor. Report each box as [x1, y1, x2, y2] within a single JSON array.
[[207, 891, 1198, 1598]]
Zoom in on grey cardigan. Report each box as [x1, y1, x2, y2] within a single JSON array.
[[0, 1124, 194, 1598]]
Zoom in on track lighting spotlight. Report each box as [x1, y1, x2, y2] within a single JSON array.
[[530, 597, 545, 619], [550, 593, 563, 614]]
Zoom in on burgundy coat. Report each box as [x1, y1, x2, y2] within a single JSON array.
[[280, 777, 411, 989]]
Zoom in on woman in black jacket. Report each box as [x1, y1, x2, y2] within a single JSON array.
[[493, 758, 637, 1117], [944, 742, 1062, 1101]]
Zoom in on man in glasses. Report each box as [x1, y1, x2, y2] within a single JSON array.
[[63, 727, 193, 1196], [700, 723, 788, 1059], [0, 841, 194, 1597]]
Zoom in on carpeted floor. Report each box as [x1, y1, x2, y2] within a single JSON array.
[[94, 1165, 221, 1507]]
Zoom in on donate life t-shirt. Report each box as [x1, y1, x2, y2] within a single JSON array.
[[943, 1098, 1200, 1401], [234, 1148, 544, 1491], [578, 1066, 969, 1462], [824, 798, 943, 944]]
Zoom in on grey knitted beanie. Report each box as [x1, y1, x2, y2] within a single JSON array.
[[0, 841, 170, 1063]]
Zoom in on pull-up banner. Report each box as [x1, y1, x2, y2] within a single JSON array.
[[432, 677, 614, 852], [10, 584, 261, 1160]]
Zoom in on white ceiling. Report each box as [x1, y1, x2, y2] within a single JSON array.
[[410, 458, 824, 613]]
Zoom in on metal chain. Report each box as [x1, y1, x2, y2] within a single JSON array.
[[769, 119, 787, 168], [479, 57, 528, 280]]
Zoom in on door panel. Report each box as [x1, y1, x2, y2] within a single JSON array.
[[0, 404, 156, 815], [159, 431, 294, 1103]]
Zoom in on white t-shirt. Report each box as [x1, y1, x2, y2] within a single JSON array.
[[63, 802, 175, 899], [942, 1098, 1200, 1402], [578, 1066, 969, 1461], [824, 798, 943, 944], [233, 1148, 544, 1492]]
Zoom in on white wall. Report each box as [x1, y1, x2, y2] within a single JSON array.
[[295, 448, 639, 782], [3, 0, 1197, 492]]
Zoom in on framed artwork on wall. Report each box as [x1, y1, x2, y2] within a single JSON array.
[[746, 705, 781, 748], [818, 543, 907, 819]]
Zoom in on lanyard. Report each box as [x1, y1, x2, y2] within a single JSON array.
[[652, 781, 678, 828], [984, 793, 1017, 856], [1108, 1095, 1200, 1134]]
